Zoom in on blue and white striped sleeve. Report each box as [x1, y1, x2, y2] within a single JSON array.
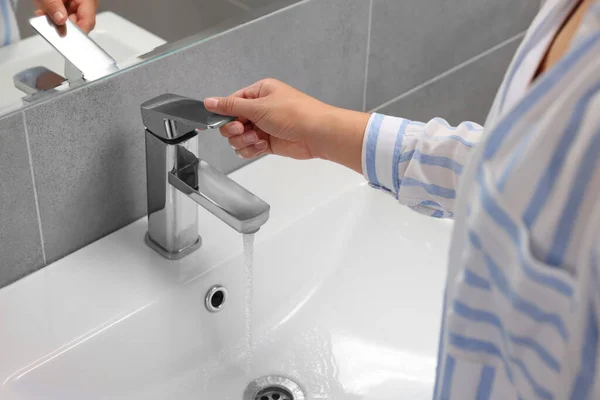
[[361, 113, 483, 218]]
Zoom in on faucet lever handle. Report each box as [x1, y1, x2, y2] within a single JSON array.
[[29, 16, 117, 81], [141, 94, 236, 141]]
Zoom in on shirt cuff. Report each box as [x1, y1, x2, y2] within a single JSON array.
[[361, 113, 410, 194]]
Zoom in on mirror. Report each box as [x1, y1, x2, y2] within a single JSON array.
[[0, 0, 299, 116]]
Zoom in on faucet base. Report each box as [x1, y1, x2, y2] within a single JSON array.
[[144, 233, 202, 260]]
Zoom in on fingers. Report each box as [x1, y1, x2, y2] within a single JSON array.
[[219, 121, 249, 138], [36, 0, 96, 32], [38, 0, 68, 25], [219, 114, 271, 160], [228, 130, 259, 149], [222, 122, 270, 159], [235, 141, 269, 159], [204, 96, 262, 121], [74, 0, 97, 32], [204, 79, 273, 119], [227, 128, 270, 159], [231, 80, 269, 100]]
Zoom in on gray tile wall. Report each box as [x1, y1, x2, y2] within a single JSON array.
[[365, 0, 537, 111], [0, 0, 538, 287], [0, 0, 370, 285], [376, 37, 523, 125], [0, 114, 44, 288]]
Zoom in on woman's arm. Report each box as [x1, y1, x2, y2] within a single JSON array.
[[204, 78, 483, 218]]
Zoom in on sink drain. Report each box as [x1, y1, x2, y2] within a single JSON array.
[[255, 386, 293, 400], [243, 376, 305, 400]]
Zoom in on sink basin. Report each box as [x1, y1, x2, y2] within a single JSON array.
[[0, 12, 166, 114], [0, 157, 452, 399]]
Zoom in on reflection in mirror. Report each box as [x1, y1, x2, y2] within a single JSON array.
[[14, 66, 65, 94], [0, 0, 299, 116]]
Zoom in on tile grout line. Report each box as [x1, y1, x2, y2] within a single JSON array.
[[362, 0, 374, 112], [22, 112, 47, 265], [370, 31, 526, 113]]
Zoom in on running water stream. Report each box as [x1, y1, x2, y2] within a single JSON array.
[[243, 233, 255, 374]]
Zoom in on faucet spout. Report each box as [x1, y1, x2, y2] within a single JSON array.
[[169, 160, 270, 235]]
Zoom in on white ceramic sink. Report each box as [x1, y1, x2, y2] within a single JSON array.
[[0, 157, 452, 400], [0, 12, 166, 114]]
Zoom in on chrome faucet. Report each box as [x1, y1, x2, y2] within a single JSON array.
[[14, 16, 118, 103], [29, 15, 118, 81], [141, 94, 270, 260]]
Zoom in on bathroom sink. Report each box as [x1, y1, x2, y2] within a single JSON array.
[[0, 157, 452, 400], [0, 12, 166, 114]]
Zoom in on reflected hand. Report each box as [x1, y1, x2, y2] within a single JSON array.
[[34, 0, 99, 33]]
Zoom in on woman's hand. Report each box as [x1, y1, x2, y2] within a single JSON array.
[[35, 0, 99, 33], [204, 79, 370, 173]]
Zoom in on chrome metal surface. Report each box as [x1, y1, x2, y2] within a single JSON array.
[[13, 66, 79, 104], [13, 66, 66, 95], [141, 94, 236, 141], [143, 94, 270, 259], [169, 160, 270, 234], [144, 233, 202, 261], [145, 131, 202, 257], [29, 16, 118, 81], [244, 376, 305, 400], [205, 286, 228, 312]]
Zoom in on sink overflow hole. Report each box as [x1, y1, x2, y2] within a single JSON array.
[[205, 286, 227, 312]]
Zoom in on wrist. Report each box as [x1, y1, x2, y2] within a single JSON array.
[[311, 105, 370, 174]]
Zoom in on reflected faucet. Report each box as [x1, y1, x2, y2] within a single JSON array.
[[14, 16, 118, 103], [141, 94, 270, 260], [29, 15, 118, 81]]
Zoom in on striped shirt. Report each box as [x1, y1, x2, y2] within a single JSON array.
[[362, 0, 600, 398], [0, 0, 19, 46]]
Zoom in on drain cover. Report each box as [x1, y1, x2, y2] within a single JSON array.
[[243, 376, 305, 400], [255, 386, 293, 400]]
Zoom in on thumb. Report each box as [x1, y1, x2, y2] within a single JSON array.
[[40, 0, 68, 25], [204, 96, 261, 120]]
